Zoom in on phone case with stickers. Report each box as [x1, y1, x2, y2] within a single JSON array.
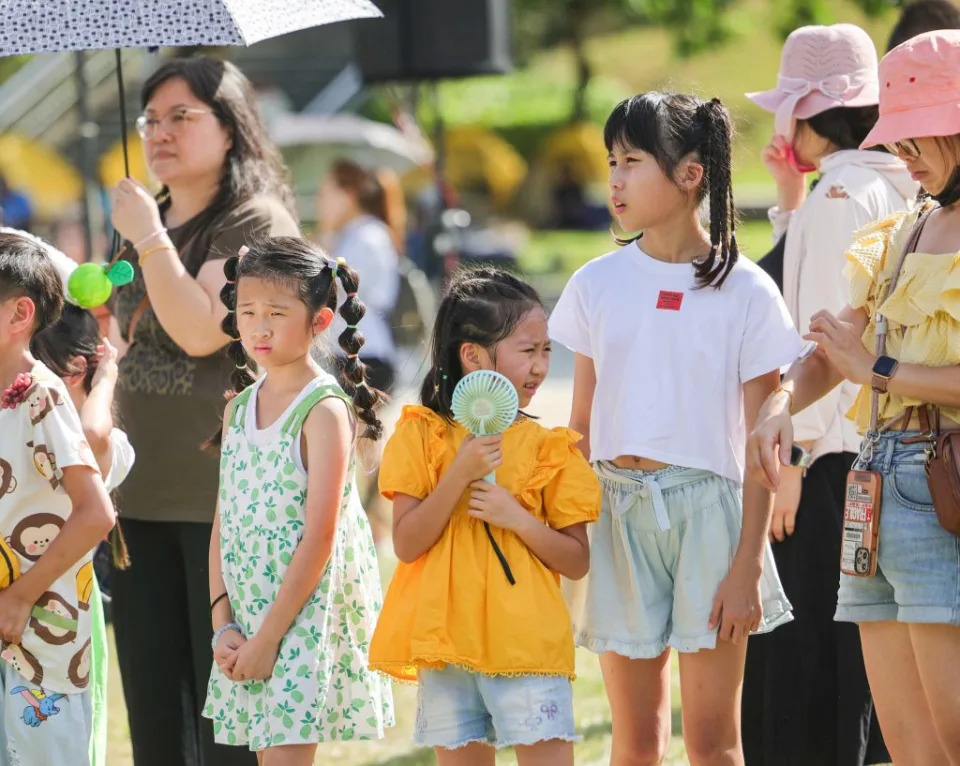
[[841, 470, 882, 577]]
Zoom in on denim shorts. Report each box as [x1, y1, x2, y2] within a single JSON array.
[[836, 431, 960, 625], [564, 463, 793, 659], [414, 665, 577, 750]]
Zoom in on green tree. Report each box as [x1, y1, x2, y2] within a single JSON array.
[[514, 0, 642, 121], [514, 0, 905, 120]]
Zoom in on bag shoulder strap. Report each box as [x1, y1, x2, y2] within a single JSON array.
[[870, 207, 935, 432]]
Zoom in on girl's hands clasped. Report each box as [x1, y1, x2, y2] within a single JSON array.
[[468, 481, 532, 533], [214, 628, 246, 680], [229, 634, 279, 683]]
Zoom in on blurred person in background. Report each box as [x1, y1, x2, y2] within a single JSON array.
[[0, 172, 33, 231], [887, 0, 960, 51], [317, 158, 402, 394], [105, 56, 298, 766], [742, 23, 915, 766]]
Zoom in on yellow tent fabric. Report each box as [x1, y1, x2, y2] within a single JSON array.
[[0, 134, 82, 220], [99, 133, 152, 189], [540, 122, 608, 185], [443, 126, 526, 208]]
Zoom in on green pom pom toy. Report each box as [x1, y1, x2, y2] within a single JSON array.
[[67, 261, 135, 309]]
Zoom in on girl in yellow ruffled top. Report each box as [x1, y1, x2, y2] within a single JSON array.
[[370, 266, 601, 764]]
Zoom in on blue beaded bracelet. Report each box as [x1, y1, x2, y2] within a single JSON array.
[[211, 621, 243, 651]]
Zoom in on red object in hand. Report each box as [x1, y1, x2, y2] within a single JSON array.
[[1, 373, 34, 409]]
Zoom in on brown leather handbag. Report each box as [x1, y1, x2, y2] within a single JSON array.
[[924, 407, 960, 535]]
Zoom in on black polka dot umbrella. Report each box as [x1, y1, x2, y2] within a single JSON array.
[[0, 0, 383, 176]]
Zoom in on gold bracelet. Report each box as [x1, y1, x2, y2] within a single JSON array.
[[773, 386, 795, 413], [138, 241, 175, 267]]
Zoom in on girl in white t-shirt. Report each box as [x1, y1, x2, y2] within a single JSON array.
[[550, 92, 803, 764], [31, 303, 135, 766]]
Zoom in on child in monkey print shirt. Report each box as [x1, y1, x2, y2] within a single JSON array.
[[0, 362, 102, 701]]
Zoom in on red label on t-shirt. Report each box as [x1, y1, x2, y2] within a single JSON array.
[[656, 290, 684, 310]]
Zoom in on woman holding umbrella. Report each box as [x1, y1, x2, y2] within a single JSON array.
[[107, 56, 298, 766]]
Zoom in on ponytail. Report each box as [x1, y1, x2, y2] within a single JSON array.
[[327, 258, 384, 441], [696, 98, 739, 289], [205, 251, 256, 450]]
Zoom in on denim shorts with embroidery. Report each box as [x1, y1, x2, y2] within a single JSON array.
[[414, 665, 577, 750], [836, 431, 960, 626]]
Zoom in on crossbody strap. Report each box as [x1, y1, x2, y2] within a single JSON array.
[[870, 207, 935, 433]]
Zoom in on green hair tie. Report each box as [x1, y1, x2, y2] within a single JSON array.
[[346, 324, 359, 330]]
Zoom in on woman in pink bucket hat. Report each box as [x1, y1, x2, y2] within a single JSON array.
[[748, 29, 960, 766], [742, 23, 913, 766]]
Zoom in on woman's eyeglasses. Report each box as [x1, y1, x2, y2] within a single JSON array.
[[884, 139, 920, 160], [136, 107, 214, 140]]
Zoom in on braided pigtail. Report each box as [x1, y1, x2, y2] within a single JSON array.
[[331, 260, 384, 441], [205, 251, 256, 450], [696, 97, 739, 289]]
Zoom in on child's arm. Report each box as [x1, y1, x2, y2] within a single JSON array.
[[709, 369, 780, 645], [467, 483, 590, 579], [210, 502, 244, 680], [568, 353, 596, 461], [208, 399, 243, 679], [81, 341, 119, 474], [0, 466, 114, 645], [230, 398, 350, 682], [392, 434, 503, 563]]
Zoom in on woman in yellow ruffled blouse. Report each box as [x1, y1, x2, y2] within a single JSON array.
[[370, 267, 600, 765], [748, 31, 960, 766]]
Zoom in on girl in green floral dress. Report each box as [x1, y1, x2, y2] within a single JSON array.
[[203, 238, 394, 763]]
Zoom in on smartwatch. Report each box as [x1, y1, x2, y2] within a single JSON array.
[[871, 355, 899, 393]]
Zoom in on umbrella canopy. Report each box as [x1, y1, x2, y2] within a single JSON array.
[[0, 133, 82, 220], [0, 0, 382, 54], [271, 113, 434, 170]]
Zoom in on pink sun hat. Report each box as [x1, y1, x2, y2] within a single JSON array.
[[746, 24, 880, 139], [861, 30, 960, 148]]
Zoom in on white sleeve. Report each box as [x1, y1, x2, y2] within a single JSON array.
[[791, 193, 876, 442], [767, 206, 794, 243], [336, 226, 400, 315], [548, 274, 592, 357], [739, 285, 804, 383], [103, 428, 135, 493]]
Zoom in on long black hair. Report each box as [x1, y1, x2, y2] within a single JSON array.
[[141, 57, 297, 257], [421, 266, 544, 420], [210, 236, 384, 447], [30, 304, 101, 392], [605, 92, 739, 289], [31, 303, 130, 570], [802, 105, 881, 152]]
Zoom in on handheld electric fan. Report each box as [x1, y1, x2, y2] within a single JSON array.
[[451, 370, 520, 585]]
